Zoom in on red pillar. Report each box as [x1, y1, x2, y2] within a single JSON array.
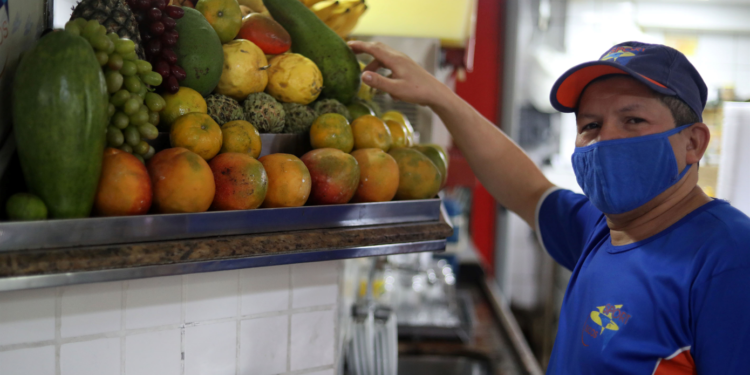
[[453, 0, 504, 272]]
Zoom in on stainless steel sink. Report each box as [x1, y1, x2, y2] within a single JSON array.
[[398, 355, 491, 375]]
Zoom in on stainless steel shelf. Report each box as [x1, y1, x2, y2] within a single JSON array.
[[0, 239, 446, 292]]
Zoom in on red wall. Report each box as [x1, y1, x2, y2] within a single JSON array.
[[453, 0, 504, 272]]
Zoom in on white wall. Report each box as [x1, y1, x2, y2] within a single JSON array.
[[0, 261, 342, 375]]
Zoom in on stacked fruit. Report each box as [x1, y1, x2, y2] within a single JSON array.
[[305, 0, 367, 38], [128, 0, 187, 93], [65, 18, 166, 163]]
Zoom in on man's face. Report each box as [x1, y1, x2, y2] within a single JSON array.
[[575, 76, 675, 148]]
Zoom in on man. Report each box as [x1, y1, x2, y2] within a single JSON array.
[[348, 40, 750, 374]]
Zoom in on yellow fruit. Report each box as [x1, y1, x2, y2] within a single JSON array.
[[413, 144, 449, 187], [382, 111, 414, 138], [351, 115, 392, 152], [265, 53, 323, 105], [385, 119, 412, 148], [357, 61, 376, 101], [196, 0, 243, 44], [309, 113, 353, 153], [215, 39, 269, 101], [170, 113, 224, 160], [161, 87, 208, 127], [220, 120, 262, 158]]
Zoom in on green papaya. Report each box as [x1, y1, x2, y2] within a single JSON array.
[[263, 0, 361, 104], [174, 7, 224, 96], [12, 31, 109, 218]]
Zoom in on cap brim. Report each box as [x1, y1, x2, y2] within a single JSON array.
[[550, 60, 677, 113]]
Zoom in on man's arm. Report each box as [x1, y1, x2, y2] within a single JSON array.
[[348, 41, 554, 227]]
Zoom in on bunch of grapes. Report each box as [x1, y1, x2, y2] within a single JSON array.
[[64, 18, 166, 163], [128, 0, 186, 94]]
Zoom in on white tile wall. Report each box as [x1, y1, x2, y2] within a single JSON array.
[[0, 261, 341, 375]]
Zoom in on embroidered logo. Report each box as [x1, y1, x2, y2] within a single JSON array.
[[600, 46, 645, 65], [581, 304, 632, 349]]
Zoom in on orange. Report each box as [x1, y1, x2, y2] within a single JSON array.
[[309, 113, 353, 153], [382, 111, 414, 138], [209, 153, 268, 210], [196, 0, 243, 44], [147, 147, 216, 213], [351, 115, 392, 152], [94, 148, 152, 216], [388, 147, 442, 200], [220, 120, 262, 158], [160, 87, 208, 127], [385, 119, 412, 148], [259, 153, 311, 208], [413, 144, 448, 187], [350, 148, 399, 203], [170, 113, 223, 160]]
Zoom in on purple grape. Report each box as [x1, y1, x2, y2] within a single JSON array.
[[136, 0, 151, 10], [155, 60, 171, 79], [152, 0, 167, 11], [135, 13, 144, 24], [160, 31, 177, 47], [165, 6, 184, 19], [162, 48, 177, 65], [149, 22, 165, 36], [165, 76, 179, 94], [147, 8, 162, 22], [171, 65, 186, 81], [147, 39, 161, 57], [142, 32, 152, 42], [162, 16, 176, 31], [126, 0, 137, 8]]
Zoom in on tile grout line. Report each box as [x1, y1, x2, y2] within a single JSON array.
[[235, 270, 241, 375], [121, 281, 127, 375], [180, 274, 187, 375], [287, 265, 293, 373], [334, 260, 342, 374], [282, 364, 336, 375], [55, 287, 62, 375]]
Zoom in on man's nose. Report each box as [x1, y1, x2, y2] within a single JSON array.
[[597, 123, 626, 142]]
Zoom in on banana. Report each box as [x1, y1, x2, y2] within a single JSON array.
[[336, 1, 367, 37], [311, 0, 340, 22], [302, 0, 326, 7], [326, 6, 351, 34]]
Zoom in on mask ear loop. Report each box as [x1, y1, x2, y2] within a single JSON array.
[[668, 123, 696, 182]]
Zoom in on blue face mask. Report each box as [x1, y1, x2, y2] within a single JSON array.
[[571, 123, 693, 214]]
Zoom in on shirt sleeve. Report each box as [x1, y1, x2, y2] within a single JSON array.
[[691, 267, 750, 374], [535, 188, 604, 270]]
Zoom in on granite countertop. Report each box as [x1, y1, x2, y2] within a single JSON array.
[[0, 219, 453, 278]]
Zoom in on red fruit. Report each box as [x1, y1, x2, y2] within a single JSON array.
[[136, 0, 151, 10], [301, 148, 360, 205], [147, 8, 162, 21], [161, 31, 177, 46], [155, 60, 171, 79], [152, 0, 167, 10], [171, 65, 187, 81], [236, 14, 291, 55], [166, 6, 185, 19], [95, 148, 153, 216], [162, 16, 176, 31], [147, 39, 161, 56], [165, 76, 179, 93], [162, 48, 177, 64], [150, 21, 165, 36]]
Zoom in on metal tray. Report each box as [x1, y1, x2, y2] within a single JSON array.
[[0, 198, 442, 252]]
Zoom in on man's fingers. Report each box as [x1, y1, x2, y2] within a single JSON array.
[[348, 41, 397, 67], [362, 71, 397, 94], [363, 59, 382, 73]]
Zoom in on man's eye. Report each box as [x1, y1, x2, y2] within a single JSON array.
[[626, 117, 645, 124], [581, 122, 600, 132]]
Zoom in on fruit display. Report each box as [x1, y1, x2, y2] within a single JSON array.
[[13, 30, 109, 219], [308, 0, 367, 38], [5, 0, 447, 222], [265, 0, 361, 104]]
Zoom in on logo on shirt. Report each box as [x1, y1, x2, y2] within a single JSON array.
[[581, 304, 632, 349], [600, 46, 645, 65]]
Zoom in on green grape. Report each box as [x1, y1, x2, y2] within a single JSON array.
[[105, 70, 124, 93], [97, 25, 107, 35], [118, 143, 133, 153], [107, 126, 124, 147], [138, 123, 159, 140], [123, 97, 141, 115], [140, 71, 163, 87], [110, 89, 130, 107], [143, 145, 156, 160], [82, 20, 100, 38], [64, 22, 81, 36], [134, 154, 145, 164], [107, 32, 119, 44], [120, 61, 137, 77], [74, 18, 88, 28], [112, 111, 129, 129], [148, 111, 160, 126], [124, 126, 141, 147], [145, 92, 166, 112], [108, 103, 116, 117], [135, 60, 152, 74], [95, 51, 109, 66], [115, 39, 135, 55], [105, 38, 115, 54], [121, 51, 138, 61], [134, 140, 150, 155], [130, 107, 149, 126], [124, 76, 142, 93], [107, 53, 123, 71], [91, 34, 110, 51], [136, 81, 148, 100]]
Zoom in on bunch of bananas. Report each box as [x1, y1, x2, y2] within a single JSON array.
[[301, 0, 368, 38]]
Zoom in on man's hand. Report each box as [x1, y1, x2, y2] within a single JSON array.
[[347, 41, 450, 107]]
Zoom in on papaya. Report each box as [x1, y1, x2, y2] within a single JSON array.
[[12, 31, 109, 218], [175, 7, 225, 96], [263, 0, 361, 104]]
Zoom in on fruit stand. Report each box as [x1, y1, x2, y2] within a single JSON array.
[[0, 0, 453, 292]]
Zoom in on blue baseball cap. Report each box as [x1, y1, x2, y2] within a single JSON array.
[[550, 41, 707, 122]]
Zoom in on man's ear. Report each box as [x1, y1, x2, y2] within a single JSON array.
[[686, 122, 711, 165]]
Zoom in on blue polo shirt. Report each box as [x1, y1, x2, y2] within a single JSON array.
[[537, 188, 750, 374]]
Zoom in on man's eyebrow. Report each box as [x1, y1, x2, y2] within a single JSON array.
[[616, 103, 644, 113]]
